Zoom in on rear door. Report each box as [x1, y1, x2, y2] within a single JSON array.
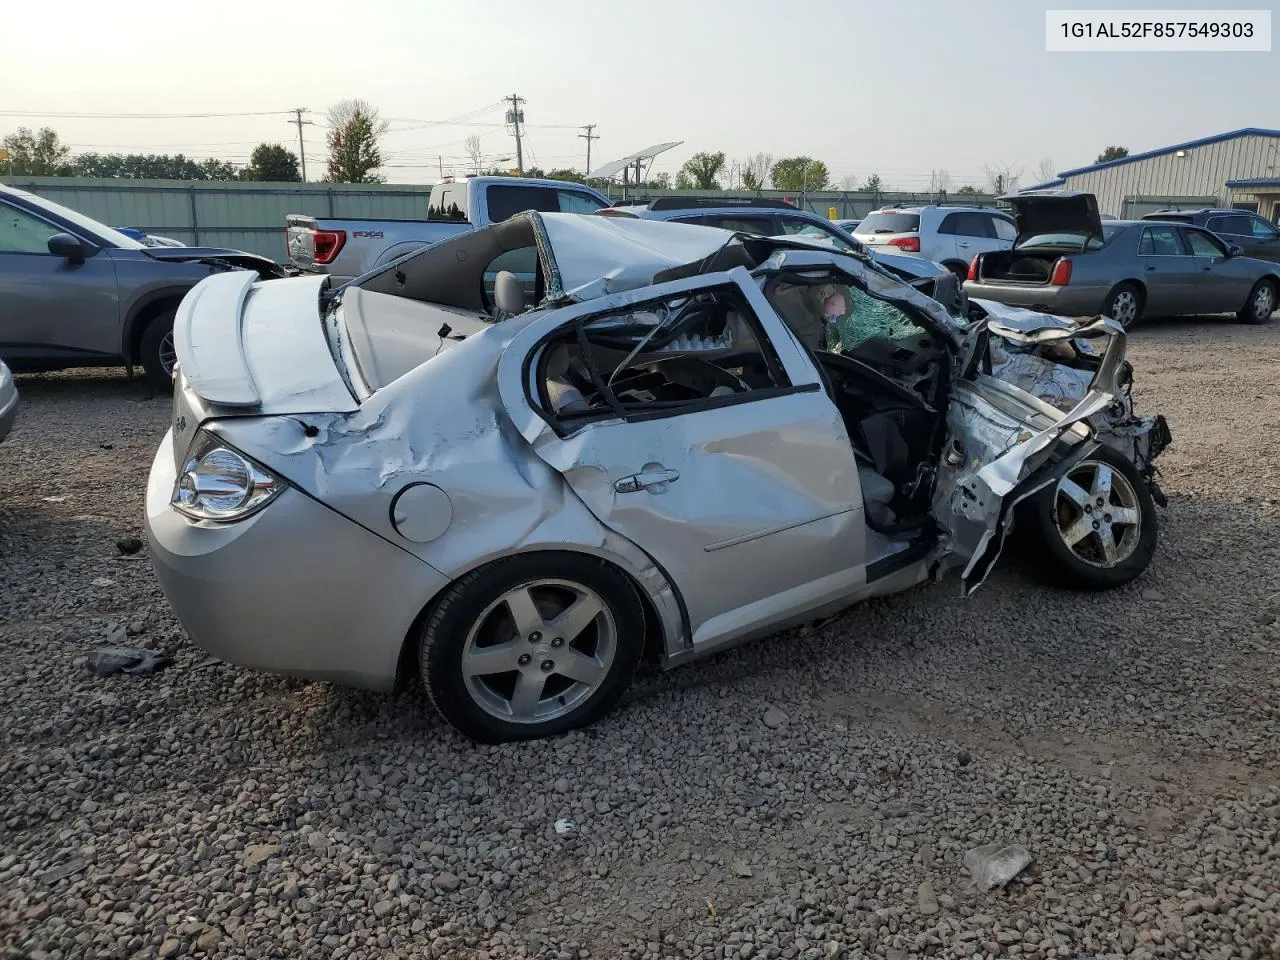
[[932, 212, 963, 262], [958, 212, 1014, 261], [0, 197, 121, 361], [1135, 224, 1199, 315], [495, 267, 868, 652]]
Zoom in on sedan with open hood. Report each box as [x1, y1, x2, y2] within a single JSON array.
[[146, 212, 1170, 742]]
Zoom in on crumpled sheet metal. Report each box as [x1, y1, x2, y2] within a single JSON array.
[[988, 343, 1094, 410], [985, 307, 1167, 477], [931, 386, 1031, 581], [971, 297, 1125, 344], [212, 320, 686, 655]]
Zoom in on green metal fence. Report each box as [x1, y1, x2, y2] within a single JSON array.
[[1, 177, 435, 262], [3, 176, 1001, 263]]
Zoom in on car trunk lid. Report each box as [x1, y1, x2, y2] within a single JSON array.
[[1002, 191, 1104, 251], [173, 271, 358, 425]]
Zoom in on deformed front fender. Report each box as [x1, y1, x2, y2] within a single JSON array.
[[935, 308, 1142, 595]]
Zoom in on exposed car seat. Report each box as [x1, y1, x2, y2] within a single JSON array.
[[493, 270, 526, 320], [768, 284, 825, 351], [543, 343, 591, 414], [856, 462, 897, 527]]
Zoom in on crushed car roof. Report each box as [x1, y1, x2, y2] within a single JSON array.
[[538, 212, 738, 298]]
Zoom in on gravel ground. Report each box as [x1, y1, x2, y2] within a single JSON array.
[[2, 317, 1279, 960]]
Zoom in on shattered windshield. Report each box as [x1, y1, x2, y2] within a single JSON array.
[[766, 277, 932, 354]]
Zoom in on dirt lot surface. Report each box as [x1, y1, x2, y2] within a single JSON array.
[[2, 318, 1279, 960]]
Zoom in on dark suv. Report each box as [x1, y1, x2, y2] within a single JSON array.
[[1141, 208, 1280, 263], [0, 184, 284, 388]]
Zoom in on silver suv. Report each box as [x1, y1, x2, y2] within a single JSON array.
[[853, 204, 1016, 277]]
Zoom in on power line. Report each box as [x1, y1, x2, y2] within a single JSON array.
[[0, 109, 294, 119]]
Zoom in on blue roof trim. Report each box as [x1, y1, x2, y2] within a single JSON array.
[[1021, 178, 1067, 190], [1057, 128, 1280, 179], [1226, 177, 1280, 188]]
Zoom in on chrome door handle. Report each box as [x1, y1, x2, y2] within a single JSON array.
[[615, 468, 680, 493], [957, 241, 971, 248]]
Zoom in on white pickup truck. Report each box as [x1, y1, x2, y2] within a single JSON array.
[[285, 176, 611, 284]]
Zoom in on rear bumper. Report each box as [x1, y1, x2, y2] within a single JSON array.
[[144, 433, 450, 691], [963, 281, 1108, 316], [0, 365, 17, 443]]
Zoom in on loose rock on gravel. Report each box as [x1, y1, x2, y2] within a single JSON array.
[[2, 317, 1280, 959]]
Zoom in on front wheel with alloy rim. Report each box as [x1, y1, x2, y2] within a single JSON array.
[[419, 553, 645, 742], [139, 310, 178, 390], [1102, 283, 1143, 330], [1238, 278, 1276, 324], [1021, 446, 1158, 590]]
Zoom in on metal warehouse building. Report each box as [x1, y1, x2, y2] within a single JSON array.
[[1028, 128, 1280, 221]]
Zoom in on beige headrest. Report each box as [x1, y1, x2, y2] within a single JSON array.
[[494, 271, 526, 316]]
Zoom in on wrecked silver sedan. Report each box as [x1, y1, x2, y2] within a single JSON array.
[[145, 213, 1170, 742]]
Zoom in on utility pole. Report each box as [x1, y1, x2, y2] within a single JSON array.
[[289, 108, 315, 181], [505, 93, 526, 175], [438, 155, 444, 179], [578, 123, 598, 175]]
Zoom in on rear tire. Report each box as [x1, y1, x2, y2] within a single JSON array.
[[139, 310, 178, 391], [1102, 283, 1144, 329], [419, 553, 645, 742], [1237, 278, 1276, 325], [1020, 446, 1158, 591], [943, 261, 968, 280]]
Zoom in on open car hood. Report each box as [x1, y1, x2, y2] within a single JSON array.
[[144, 245, 286, 278], [1001, 190, 1103, 249]]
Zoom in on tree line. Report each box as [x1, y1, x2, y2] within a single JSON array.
[[3, 108, 1133, 191], [1, 126, 307, 182], [0, 98, 393, 184]]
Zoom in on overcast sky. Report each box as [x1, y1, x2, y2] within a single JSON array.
[[3, 0, 1276, 187]]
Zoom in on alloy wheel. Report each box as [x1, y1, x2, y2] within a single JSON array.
[[158, 331, 177, 375], [1052, 460, 1142, 568], [460, 579, 617, 724], [1254, 284, 1275, 322], [1109, 291, 1138, 328]]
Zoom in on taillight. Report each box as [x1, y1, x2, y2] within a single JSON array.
[[312, 229, 347, 264], [1050, 258, 1072, 286], [967, 256, 979, 281], [887, 235, 921, 253]]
